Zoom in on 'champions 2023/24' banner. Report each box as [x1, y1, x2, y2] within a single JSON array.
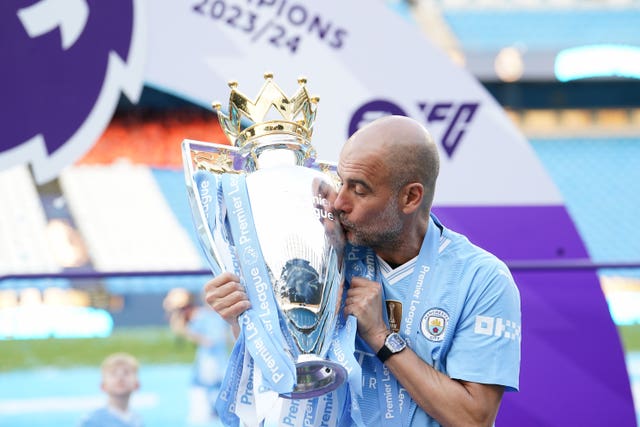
[[0, 1, 635, 425]]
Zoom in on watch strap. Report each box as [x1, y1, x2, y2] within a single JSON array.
[[377, 341, 394, 363]]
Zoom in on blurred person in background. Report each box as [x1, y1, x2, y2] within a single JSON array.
[[78, 352, 143, 427], [163, 287, 230, 426]]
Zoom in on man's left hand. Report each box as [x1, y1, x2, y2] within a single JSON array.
[[344, 276, 389, 351]]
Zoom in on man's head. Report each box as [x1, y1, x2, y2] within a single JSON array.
[[334, 115, 439, 256], [100, 352, 140, 398]]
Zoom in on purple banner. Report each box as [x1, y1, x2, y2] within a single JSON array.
[[0, 0, 142, 183], [433, 205, 635, 426]]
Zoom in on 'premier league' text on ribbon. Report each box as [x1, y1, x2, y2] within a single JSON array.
[[226, 173, 290, 386], [239, 281, 285, 385], [382, 365, 396, 420], [228, 175, 274, 330]]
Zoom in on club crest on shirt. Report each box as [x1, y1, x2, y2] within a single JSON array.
[[385, 299, 402, 333], [421, 308, 449, 342]]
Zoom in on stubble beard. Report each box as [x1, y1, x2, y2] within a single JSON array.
[[340, 199, 403, 250]]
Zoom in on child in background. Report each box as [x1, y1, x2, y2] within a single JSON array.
[[79, 352, 144, 427]]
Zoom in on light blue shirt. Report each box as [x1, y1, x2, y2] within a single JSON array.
[[357, 216, 521, 426], [78, 407, 143, 427], [188, 307, 230, 388]]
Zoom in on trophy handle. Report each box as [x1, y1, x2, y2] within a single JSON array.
[[181, 139, 244, 275]]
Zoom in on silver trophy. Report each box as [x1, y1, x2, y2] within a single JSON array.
[[182, 74, 347, 398]]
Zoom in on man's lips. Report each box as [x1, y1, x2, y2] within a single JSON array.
[[340, 221, 353, 236]]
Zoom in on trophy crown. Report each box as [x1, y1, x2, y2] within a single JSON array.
[[213, 73, 319, 152]]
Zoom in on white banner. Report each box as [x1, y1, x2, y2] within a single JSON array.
[[144, 0, 561, 206]]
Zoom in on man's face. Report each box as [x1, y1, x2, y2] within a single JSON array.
[[334, 140, 403, 249], [102, 363, 139, 397]]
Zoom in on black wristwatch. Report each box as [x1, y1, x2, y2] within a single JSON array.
[[376, 332, 407, 363]]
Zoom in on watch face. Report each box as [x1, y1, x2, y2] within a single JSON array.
[[386, 333, 406, 353]]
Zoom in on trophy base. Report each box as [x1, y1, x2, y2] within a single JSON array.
[[279, 356, 347, 399]]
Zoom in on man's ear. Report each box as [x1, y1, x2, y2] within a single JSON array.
[[401, 183, 424, 214]]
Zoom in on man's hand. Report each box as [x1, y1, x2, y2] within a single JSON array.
[[344, 276, 389, 351], [204, 272, 251, 338]]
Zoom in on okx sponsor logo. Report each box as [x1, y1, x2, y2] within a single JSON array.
[[0, 0, 144, 182], [348, 99, 480, 158]]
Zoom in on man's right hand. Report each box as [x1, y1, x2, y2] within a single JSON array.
[[204, 272, 251, 338]]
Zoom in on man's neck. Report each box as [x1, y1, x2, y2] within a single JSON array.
[[376, 217, 429, 266], [108, 395, 130, 413], [386, 260, 403, 270]]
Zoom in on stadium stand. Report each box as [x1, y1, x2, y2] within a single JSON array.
[[530, 137, 640, 273], [430, 0, 640, 9], [58, 161, 204, 272], [0, 165, 60, 276], [442, 9, 640, 51]]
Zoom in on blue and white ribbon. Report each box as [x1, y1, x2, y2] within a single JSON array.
[[220, 173, 297, 392]]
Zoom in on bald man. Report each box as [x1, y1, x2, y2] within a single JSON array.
[[205, 115, 521, 426]]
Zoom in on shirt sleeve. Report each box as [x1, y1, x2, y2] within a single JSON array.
[[445, 260, 521, 391]]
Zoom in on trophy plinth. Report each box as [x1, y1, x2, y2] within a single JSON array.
[[182, 74, 348, 400]]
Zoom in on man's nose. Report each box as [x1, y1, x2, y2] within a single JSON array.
[[333, 187, 348, 213]]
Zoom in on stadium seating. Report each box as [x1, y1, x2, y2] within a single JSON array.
[[58, 161, 204, 272], [0, 165, 60, 276], [530, 137, 640, 277], [441, 9, 640, 51]]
